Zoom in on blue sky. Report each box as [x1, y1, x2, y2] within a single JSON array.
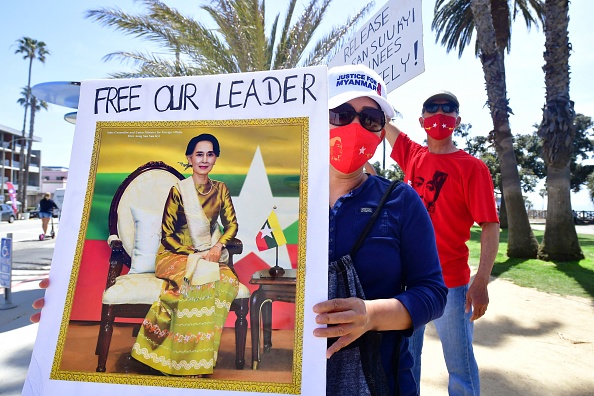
[[0, 0, 592, 209]]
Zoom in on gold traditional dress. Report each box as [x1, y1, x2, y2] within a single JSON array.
[[131, 179, 239, 375]]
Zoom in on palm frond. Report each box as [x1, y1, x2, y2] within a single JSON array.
[[266, 13, 280, 67], [14, 37, 50, 62], [200, 0, 269, 72], [176, 18, 240, 74], [283, 0, 333, 69], [102, 50, 197, 77], [432, 0, 475, 58], [272, 0, 299, 69], [306, 2, 374, 66], [87, 0, 374, 76], [432, 0, 544, 58], [86, 6, 174, 49], [514, 0, 545, 30]]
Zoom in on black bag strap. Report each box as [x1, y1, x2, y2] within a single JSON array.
[[331, 178, 402, 396], [350, 179, 400, 257]]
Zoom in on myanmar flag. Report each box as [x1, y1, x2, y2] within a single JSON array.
[[256, 210, 287, 251]]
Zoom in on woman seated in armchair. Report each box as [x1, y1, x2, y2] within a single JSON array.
[[130, 133, 239, 376]]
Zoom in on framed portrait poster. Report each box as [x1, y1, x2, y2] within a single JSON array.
[[25, 66, 329, 395]]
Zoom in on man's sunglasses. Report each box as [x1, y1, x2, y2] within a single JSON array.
[[423, 102, 458, 114], [329, 103, 385, 132]]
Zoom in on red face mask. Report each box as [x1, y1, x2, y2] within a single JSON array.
[[423, 114, 457, 140], [330, 123, 383, 174]]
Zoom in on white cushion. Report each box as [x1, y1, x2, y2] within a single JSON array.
[[128, 206, 162, 274], [102, 273, 164, 305], [102, 272, 250, 304], [117, 169, 181, 257]]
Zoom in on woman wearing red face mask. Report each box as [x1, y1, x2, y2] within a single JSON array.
[[313, 64, 447, 396]]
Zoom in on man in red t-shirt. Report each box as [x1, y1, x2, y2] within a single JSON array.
[[386, 91, 500, 396]]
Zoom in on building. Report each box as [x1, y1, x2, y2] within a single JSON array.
[[0, 123, 42, 210], [41, 166, 68, 195]]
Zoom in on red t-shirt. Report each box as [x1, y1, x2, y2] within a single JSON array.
[[391, 133, 499, 287]]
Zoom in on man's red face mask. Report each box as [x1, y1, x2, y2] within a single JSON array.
[[423, 114, 457, 140]]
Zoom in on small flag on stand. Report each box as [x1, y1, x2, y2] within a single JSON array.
[[256, 210, 287, 251]]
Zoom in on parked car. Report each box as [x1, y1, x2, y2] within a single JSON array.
[[0, 204, 16, 223]]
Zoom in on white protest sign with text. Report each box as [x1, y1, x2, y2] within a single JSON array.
[[24, 67, 329, 396], [328, 0, 424, 92]]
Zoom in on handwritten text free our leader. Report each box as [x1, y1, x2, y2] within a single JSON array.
[[93, 73, 318, 115]]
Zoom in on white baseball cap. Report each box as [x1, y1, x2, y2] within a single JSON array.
[[328, 64, 395, 118]]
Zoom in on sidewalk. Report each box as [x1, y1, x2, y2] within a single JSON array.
[[529, 218, 594, 234], [419, 277, 594, 395], [0, 238, 53, 396], [0, 281, 45, 395]]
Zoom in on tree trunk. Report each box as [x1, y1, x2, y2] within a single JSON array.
[[539, 166, 582, 260], [469, 0, 539, 258], [18, 57, 34, 212], [23, 97, 36, 211], [537, 0, 583, 260], [18, 114, 27, 212]]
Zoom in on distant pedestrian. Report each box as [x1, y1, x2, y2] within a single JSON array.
[[38, 193, 58, 239]]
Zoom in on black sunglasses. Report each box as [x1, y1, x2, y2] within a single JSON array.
[[329, 103, 386, 132], [423, 102, 458, 114]]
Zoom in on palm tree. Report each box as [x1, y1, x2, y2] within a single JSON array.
[[14, 37, 49, 210], [85, 0, 373, 77], [432, 0, 544, 58], [23, 95, 49, 212], [16, 88, 30, 208], [536, 0, 583, 260], [433, 0, 543, 258]]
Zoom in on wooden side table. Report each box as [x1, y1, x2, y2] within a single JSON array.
[[249, 268, 296, 370]]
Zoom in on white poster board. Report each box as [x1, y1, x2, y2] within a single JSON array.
[[328, 0, 424, 92], [24, 66, 329, 395]]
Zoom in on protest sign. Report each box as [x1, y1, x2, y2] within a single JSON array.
[[328, 0, 424, 92], [24, 66, 329, 395]]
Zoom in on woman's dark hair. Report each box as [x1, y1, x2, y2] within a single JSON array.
[[185, 134, 220, 157]]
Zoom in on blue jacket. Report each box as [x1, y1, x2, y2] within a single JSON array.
[[328, 175, 447, 395]]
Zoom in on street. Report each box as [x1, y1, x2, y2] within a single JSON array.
[[0, 215, 59, 243], [0, 215, 58, 291], [0, 217, 57, 284]]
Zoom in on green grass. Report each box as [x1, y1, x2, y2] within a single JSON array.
[[468, 226, 594, 300]]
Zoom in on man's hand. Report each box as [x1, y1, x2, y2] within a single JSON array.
[[466, 277, 489, 321], [30, 277, 49, 323], [467, 221, 499, 321]]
